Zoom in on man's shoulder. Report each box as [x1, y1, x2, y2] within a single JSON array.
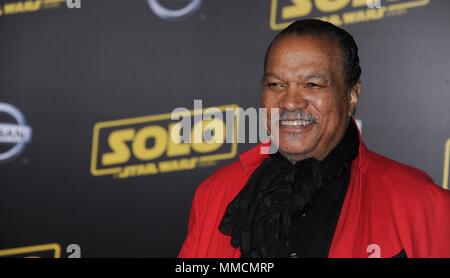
[[366, 149, 433, 183], [365, 148, 450, 203], [199, 160, 245, 190]]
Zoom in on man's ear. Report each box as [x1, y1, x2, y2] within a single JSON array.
[[348, 81, 361, 116]]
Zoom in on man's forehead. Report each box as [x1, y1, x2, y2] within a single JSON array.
[[266, 40, 341, 79], [272, 34, 338, 53], [269, 36, 340, 64]]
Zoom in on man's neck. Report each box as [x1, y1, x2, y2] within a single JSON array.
[[279, 152, 305, 165]]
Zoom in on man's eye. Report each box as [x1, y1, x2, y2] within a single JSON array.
[[306, 83, 321, 88], [267, 82, 283, 88]]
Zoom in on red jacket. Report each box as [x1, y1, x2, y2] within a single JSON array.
[[179, 136, 450, 258]]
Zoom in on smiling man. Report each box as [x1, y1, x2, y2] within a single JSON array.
[[178, 19, 450, 258]]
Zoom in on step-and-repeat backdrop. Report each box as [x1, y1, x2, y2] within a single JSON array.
[[1, 0, 449, 257]]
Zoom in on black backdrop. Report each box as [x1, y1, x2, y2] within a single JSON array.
[[0, 0, 449, 257]]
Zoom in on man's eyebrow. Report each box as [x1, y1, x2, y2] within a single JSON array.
[[304, 73, 330, 81], [263, 73, 282, 80], [263, 73, 330, 81]]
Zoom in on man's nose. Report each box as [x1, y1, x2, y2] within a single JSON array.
[[279, 84, 308, 111]]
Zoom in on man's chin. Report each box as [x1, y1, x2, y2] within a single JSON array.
[[278, 144, 314, 159]]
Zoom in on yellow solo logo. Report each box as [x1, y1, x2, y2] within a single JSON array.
[[443, 138, 450, 189], [270, 0, 430, 30], [0, 0, 66, 17], [90, 105, 238, 179], [0, 243, 61, 258]]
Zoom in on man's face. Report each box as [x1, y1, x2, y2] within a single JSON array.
[[262, 35, 359, 161]]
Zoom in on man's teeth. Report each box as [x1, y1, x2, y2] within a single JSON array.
[[280, 119, 314, 127]]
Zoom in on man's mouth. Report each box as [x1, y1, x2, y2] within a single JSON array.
[[276, 110, 316, 129], [279, 119, 315, 127]]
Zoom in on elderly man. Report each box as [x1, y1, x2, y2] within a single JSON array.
[[178, 19, 450, 258]]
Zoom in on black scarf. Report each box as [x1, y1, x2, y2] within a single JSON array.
[[219, 120, 360, 258]]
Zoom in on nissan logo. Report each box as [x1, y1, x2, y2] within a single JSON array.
[[0, 103, 32, 162]]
